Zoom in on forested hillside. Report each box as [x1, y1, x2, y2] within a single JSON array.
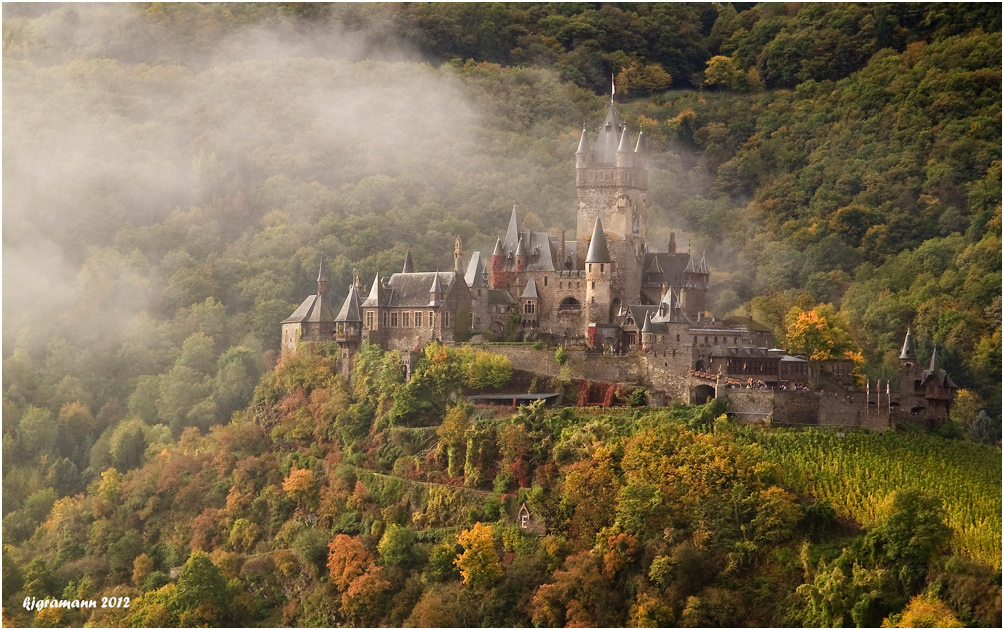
[[2, 3, 1001, 627]]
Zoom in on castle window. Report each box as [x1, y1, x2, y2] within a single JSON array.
[[429, 310, 434, 325], [587, 264, 592, 273], [693, 336, 697, 343], [366, 312, 374, 330], [591, 281, 595, 289], [704, 336, 708, 343], [444, 311, 450, 327], [391, 312, 398, 327], [382, 312, 388, 327], [402, 312, 410, 327], [544, 276, 548, 287], [415, 311, 422, 327], [524, 301, 535, 314], [676, 334, 680, 342], [714, 336, 718, 344], [600, 264, 604, 273]]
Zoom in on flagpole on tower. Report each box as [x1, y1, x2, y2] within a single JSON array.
[[611, 75, 616, 103]]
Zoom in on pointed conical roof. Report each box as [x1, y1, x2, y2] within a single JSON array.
[[514, 236, 527, 258], [699, 251, 708, 274], [504, 205, 522, 252], [520, 278, 538, 298], [430, 271, 443, 295], [465, 252, 488, 288], [585, 218, 611, 263], [899, 328, 916, 360], [334, 284, 362, 322], [645, 255, 664, 274], [635, 130, 647, 153], [317, 255, 328, 283], [641, 310, 654, 333], [592, 103, 623, 165], [928, 345, 940, 372], [361, 273, 385, 308], [402, 248, 414, 273], [684, 254, 697, 273], [617, 125, 631, 153], [576, 126, 589, 155], [492, 237, 503, 257]]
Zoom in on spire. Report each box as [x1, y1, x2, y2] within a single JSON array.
[[576, 126, 589, 154], [699, 251, 708, 274], [585, 218, 611, 263], [429, 271, 444, 305], [403, 247, 414, 273], [593, 103, 623, 165], [928, 345, 940, 372], [634, 129, 647, 153], [492, 237, 503, 257], [316, 255, 328, 295], [504, 205, 522, 252], [617, 125, 631, 153], [899, 328, 916, 361], [361, 273, 385, 308]]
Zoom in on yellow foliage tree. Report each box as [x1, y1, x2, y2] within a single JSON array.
[[882, 593, 963, 627], [282, 467, 315, 505], [784, 305, 856, 362], [455, 522, 502, 590]]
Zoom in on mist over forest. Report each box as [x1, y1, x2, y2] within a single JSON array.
[[1, 3, 1001, 628]]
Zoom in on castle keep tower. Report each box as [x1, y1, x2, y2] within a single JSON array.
[[575, 102, 648, 307]]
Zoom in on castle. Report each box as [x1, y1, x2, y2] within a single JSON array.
[[281, 100, 956, 425]]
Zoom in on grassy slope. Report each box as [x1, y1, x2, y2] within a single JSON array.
[[747, 427, 1002, 569]]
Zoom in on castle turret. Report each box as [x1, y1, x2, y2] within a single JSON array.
[[640, 310, 654, 351], [490, 237, 504, 288], [334, 282, 363, 372], [575, 101, 646, 307], [897, 328, 920, 398], [585, 218, 612, 325], [514, 237, 527, 273], [681, 249, 707, 319]]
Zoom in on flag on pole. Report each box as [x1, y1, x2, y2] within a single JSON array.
[[866, 379, 870, 413], [611, 75, 616, 102]]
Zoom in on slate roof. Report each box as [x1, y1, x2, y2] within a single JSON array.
[[465, 252, 489, 288], [402, 248, 414, 273], [361, 273, 391, 308], [899, 328, 916, 360], [585, 218, 610, 263], [498, 207, 561, 272], [708, 346, 777, 359], [384, 271, 457, 308], [282, 294, 335, 324], [334, 285, 362, 322], [921, 346, 958, 389], [720, 315, 773, 333], [521, 278, 538, 298], [488, 289, 516, 305], [641, 252, 694, 289], [592, 103, 623, 165]]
